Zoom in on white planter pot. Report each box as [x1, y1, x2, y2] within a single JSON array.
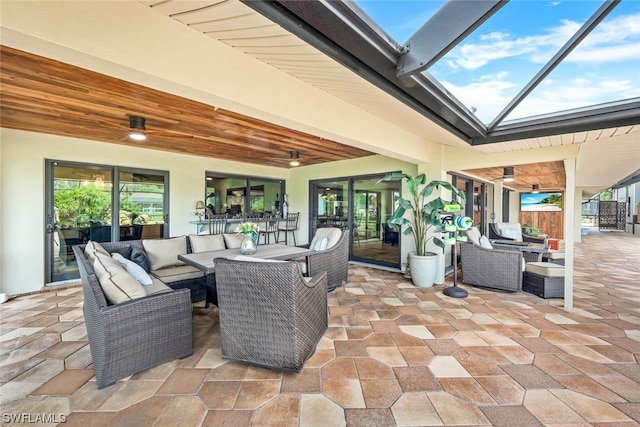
[[408, 251, 438, 288]]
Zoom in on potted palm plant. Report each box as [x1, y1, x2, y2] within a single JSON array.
[[379, 173, 466, 287]]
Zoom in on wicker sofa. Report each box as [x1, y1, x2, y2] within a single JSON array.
[[214, 257, 328, 372], [78, 238, 210, 303], [72, 243, 193, 389]]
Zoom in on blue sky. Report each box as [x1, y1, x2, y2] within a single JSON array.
[[356, 0, 640, 123]]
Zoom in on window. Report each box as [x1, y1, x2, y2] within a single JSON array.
[[205, 173, 284, 218]]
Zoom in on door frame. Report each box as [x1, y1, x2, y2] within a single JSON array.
[[45, 160, 170, 285]]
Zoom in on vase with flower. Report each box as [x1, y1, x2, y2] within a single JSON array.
[[235, 221, 260, 255]]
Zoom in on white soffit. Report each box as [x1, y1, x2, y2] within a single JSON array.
[[140, 0, 467, 149]]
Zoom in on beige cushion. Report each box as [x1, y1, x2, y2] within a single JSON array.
[[309, 228, 341, 251], [495, 222, 523, 242], [223, 233, 243, 249], [525, 262, 565, 277], [145, 278, 174, 296], [189, 234, 225, 253], [466, 227, 481, 246], [150, 265, 204, 283], [84, 240, 110, 264], [143, 236, 187, 270], [93, 252, 146, 304], [543, 250, 565, 259]]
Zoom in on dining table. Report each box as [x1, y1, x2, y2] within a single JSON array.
[[178, 244, 316, 306]]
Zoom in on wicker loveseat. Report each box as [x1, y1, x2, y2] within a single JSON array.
[[214, 258, 328, 372], [73, 243, 193, 389]]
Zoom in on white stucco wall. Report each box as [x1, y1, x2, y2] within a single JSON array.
[[0, 129, 286, 295], [0, 129, 423, 295]]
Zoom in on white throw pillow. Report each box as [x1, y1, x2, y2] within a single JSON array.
[[313, 237, 329, 251], [466, 227, 481, 246], [142, 236, 187, 270], [189, 234, 225, 253], [112, 252, 153, 286], [93, 252, 146, 304], [309, 228, 341, 251], [479, 235, 493, 249]]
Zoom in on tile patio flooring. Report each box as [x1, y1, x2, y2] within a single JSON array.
[[1, 231, 639, 426]]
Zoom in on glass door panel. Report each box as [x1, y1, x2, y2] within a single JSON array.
[[119, 171, 166, 240], [352, 176, 400, 268], [311, 180, 349, 235], [48, 163, 113, 282]]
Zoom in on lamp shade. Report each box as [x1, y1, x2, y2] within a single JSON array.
[[196, 200, 205, 209]]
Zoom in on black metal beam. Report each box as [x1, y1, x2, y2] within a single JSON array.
[[397, 0, 506, 77], [243, 0, 640, 147], [241, 0, 482, 143], [489, 0, 621, 130], [475, 99, 640, 144]]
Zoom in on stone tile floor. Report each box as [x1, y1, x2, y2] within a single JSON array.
[[1, 231, 639, 426]]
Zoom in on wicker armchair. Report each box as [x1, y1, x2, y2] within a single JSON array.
[[459, 241, 524, 292], [73, 245, 193, 389], [214, 258, 328, 372], [300, 228, 350, 292]]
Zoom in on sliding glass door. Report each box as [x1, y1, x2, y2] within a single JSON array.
[[351, 176, 400, 268], [45, 160, 168, 284], [309, 174, 400, 269]]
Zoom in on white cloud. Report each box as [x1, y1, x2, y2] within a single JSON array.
[[430, 9, 640, 122], [441, 13, 640, 71], [440, 72, 637, 123]]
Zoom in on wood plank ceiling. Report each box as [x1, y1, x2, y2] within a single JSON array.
[[0, 46, 374, 169], [462, 162, 567, 193]]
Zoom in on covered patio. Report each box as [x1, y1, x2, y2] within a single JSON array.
[[2, 231, 639, 426]]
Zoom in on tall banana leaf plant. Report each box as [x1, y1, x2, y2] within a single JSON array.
[[378, 173, 466, 256]]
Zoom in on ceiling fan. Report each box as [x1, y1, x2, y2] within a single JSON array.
[[487, 166, 517, 182], [110, 115, 197, 142], [264, 150, 324, 167]]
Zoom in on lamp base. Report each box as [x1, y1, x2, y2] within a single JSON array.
[[443, 285, 468, 299]]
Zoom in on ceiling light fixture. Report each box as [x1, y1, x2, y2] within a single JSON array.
[[502, 166, 514, 182], [128, 116, 147, 141], [531, 184, 540, 193], [289, 150, 300, 167]]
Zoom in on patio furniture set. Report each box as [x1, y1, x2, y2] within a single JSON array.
[[73, 227, 349, 389], [461, 223, 566, 298]]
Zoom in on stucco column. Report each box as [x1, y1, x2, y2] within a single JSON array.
[[418, 145, 449, 285], [563, 158, 576, 309]]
